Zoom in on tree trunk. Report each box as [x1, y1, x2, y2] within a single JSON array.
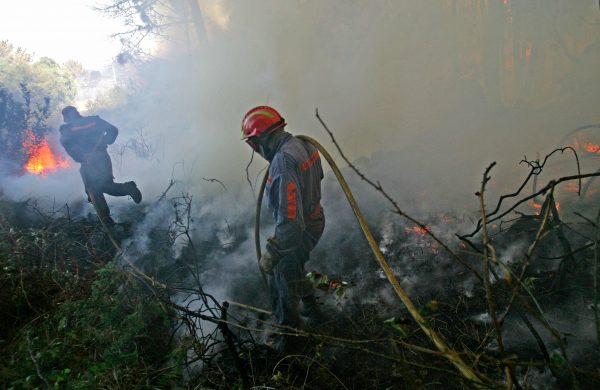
[[187, 0, 207, 46]]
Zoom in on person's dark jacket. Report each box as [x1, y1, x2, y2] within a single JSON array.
[[59, 115, 118, 163], [265, 132, 324, 258]]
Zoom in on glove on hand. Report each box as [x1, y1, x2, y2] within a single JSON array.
[[259, 251, 280, 273]]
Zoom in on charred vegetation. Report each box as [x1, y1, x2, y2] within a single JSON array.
[[2, 119, 600, 389]]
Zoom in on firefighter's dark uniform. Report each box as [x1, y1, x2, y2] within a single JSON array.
[[59, 115, 135, 222], [264, 131, 325, 327]]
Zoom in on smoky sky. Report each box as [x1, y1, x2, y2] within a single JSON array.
[[103, 1, 600, 211], [4, 1, 600, 218]]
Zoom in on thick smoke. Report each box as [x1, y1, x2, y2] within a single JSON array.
[[98, 1, 600, 211], [5, 2, 600, 210], [2, 4, 600, 363]]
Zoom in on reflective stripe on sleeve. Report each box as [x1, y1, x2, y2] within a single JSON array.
[[300, 151, 320, 171], [287, 182, 297, 219], [70, 121, 96, 131]]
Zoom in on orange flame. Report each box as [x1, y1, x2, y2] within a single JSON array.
[[584, 141, 600, 154], [405, 226, 428, 235], [23, 130, 70, 175], [531, 200, 560, 212]]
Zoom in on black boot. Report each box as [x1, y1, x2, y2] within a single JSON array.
[[126, 181, 142, 203]]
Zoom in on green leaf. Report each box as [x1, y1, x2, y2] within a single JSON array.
[[272, 370, 284, 383], [551, 352, 567, 368], [524, 277, 539, 291], [384, 317, 408, 337], [58, 317, 67, 331], [306, 271, 330, 290]]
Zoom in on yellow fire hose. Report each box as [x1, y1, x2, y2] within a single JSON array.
[[255, 135, 484, 385]]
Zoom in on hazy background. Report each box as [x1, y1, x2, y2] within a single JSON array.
[[106, 0, 600, 214], [3, 2, 600, 376], [6, 1, 600, 217]]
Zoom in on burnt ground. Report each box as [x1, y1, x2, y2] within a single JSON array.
[[180, 191, 600, 389], [2, 174, 600, 389]]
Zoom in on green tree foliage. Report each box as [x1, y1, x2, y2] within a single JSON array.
[[63, 59, 86, 80], [0, 84, 50, 171], [0, 40, 76, 116], [86, 85, 128, 112], [2, 263, 177, 389], [0, 41, 77, 171]]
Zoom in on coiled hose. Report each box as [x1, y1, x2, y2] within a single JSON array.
[[255, 135, 483, 384]]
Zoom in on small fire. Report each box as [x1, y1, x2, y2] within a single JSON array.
[[584, 142, 600, 154], [531, 200, 560, 212], [571, 139, 600, 156], [22, 130, 70, 175], [405, 226, 428, 235]]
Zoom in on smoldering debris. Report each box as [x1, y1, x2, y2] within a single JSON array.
[[3, 142, 600, 388], [4, 109, 600, 388]]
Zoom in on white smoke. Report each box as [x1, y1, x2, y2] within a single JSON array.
[[3, 4, 600, 368], [5, 2, 600, 213]]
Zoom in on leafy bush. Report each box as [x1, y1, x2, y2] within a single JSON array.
[[2, 261, 177, 389], [0, 204, 178, 389], [0, 40, 76, 172]]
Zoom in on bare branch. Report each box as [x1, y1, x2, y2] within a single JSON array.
[[202, 177, 228, 192], [315, 108, 482, 281]]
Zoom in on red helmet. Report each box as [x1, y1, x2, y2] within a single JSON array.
[[241, 106, 286, 140]]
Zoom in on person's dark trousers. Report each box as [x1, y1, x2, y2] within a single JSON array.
[[267, 249, 315, 327], [80, 151, 131, 221]]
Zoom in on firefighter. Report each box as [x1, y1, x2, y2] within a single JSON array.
[[241, 105, 325, 351], [59, 106, 141, 224]]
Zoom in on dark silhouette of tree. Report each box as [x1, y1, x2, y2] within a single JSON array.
[[95, 0, 207, 58]]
